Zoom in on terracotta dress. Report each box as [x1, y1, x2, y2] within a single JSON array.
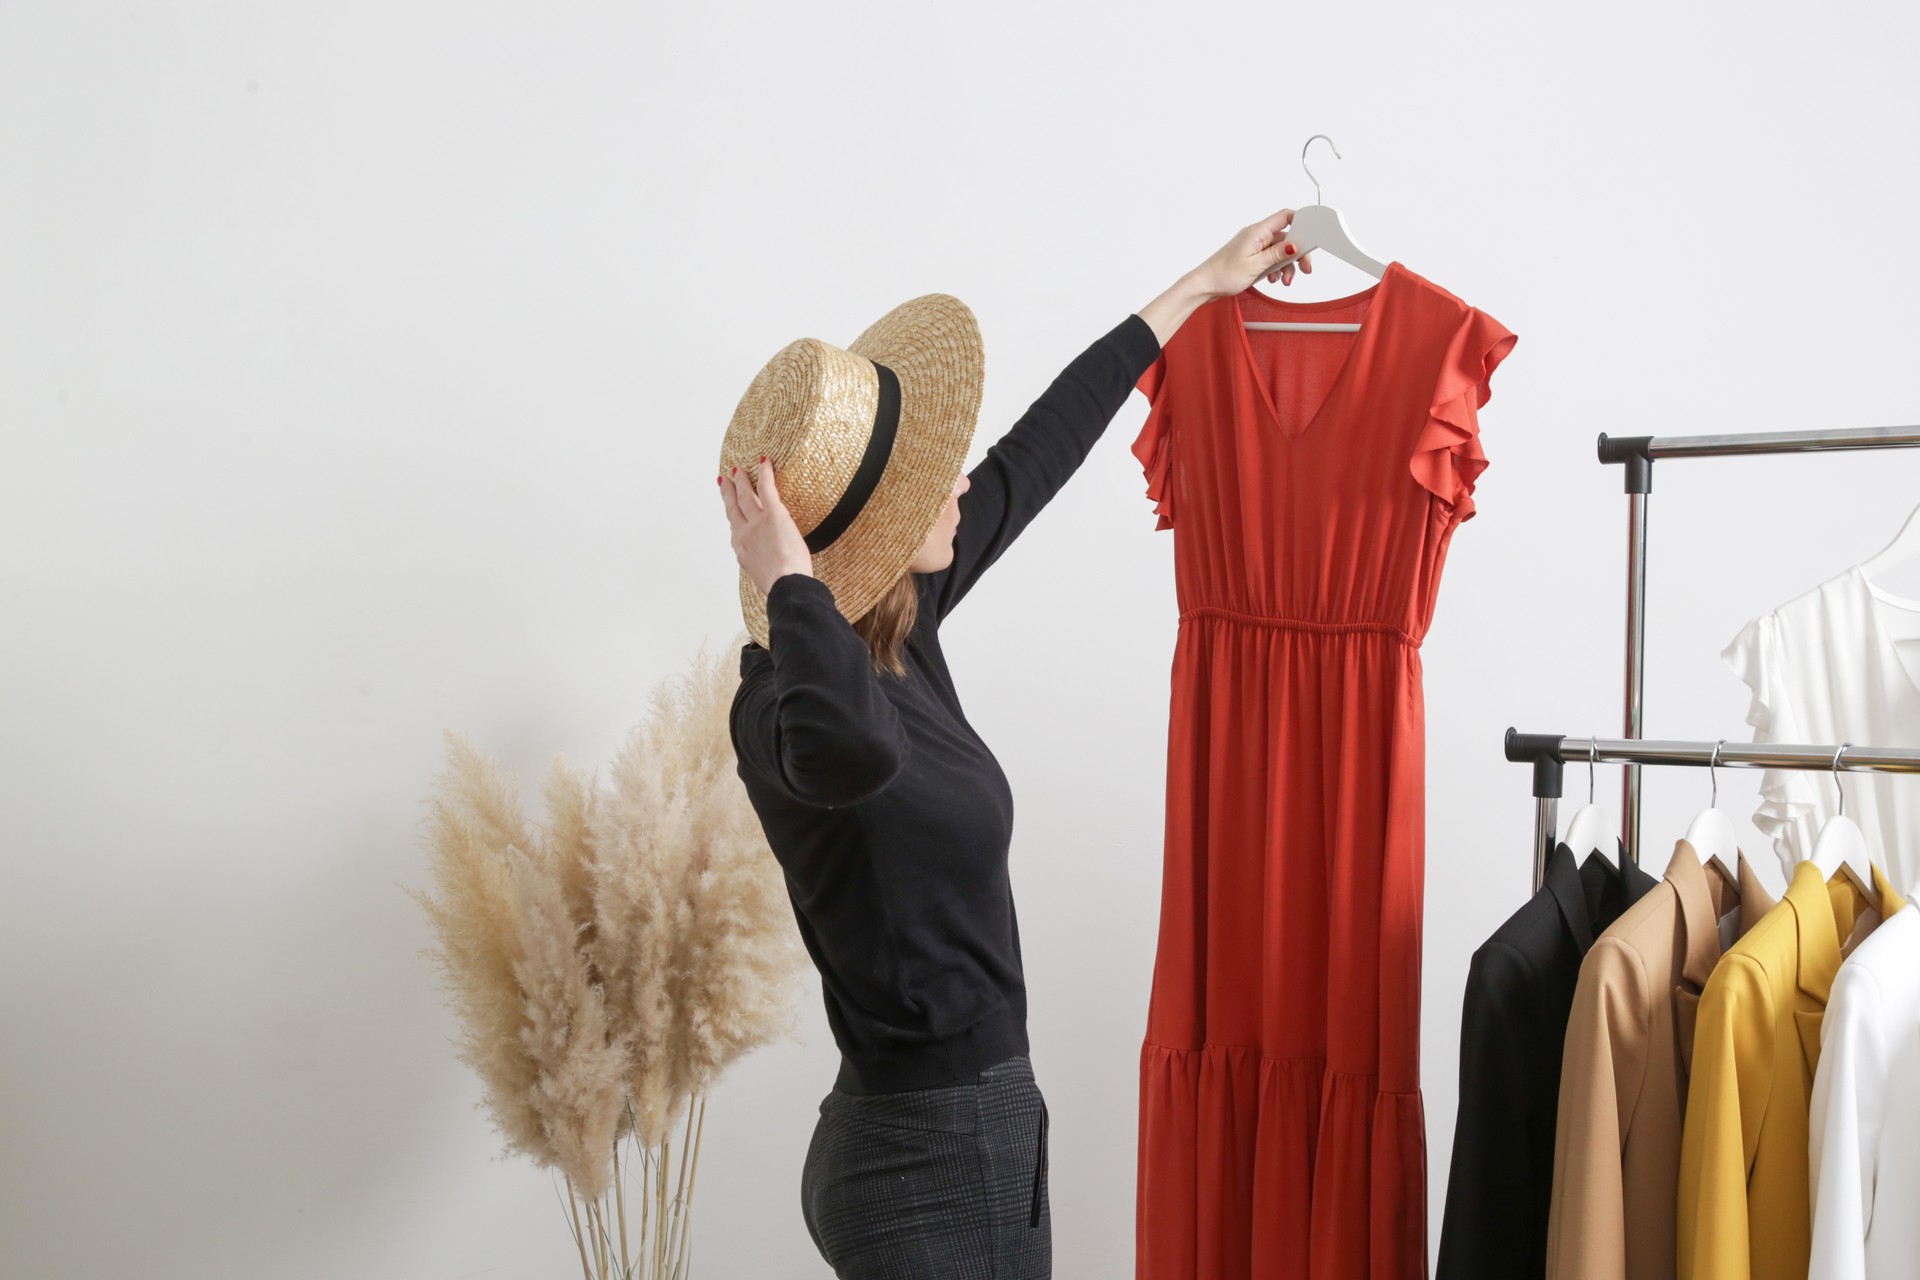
[[1130, 261, 1517, 1280]]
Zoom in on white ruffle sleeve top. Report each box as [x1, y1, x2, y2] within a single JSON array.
[[1721, 563, 1920, 897]]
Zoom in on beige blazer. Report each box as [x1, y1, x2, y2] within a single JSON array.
[[1545, 839, 1775, 1280]]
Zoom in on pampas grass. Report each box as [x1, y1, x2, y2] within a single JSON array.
[[408, 636, 809, 1279]]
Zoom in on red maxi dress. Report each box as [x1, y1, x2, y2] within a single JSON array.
[[1130, 261, 1516, 1280]]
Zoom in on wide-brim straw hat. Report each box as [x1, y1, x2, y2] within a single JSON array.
[[719, 293, 984, 648]]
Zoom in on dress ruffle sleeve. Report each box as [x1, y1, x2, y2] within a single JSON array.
[[1721, 611, 1819, 880], [1130, 349, 1175, 531], [1410, 305, 1517, 524]]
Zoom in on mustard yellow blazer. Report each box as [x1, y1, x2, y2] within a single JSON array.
[[1676, 858, 1903, 1280]]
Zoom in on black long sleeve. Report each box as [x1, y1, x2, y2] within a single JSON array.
[[921, 312, 1164, 621], [727, 311, 1162, 1093], [729, 571, 908, 808]]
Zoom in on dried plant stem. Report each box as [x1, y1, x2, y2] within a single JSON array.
[[664, 1098, 696, 1266], [613, 1142, 631, 1276], [565, 1174, 593, 1280], [676, 1100, 696, 1205], [639, 1147, 649, 1261], [599, 1197, 616, 1277], [676, 1095, 708, 1278], [656, 1135, 671, 1279]]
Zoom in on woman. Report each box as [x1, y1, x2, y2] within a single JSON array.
[[715, 210, 1315, 1279]]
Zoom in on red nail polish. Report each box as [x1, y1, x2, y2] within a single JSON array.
[[759, 455, 767, 463], [1284, 245, 1295, 255], [731, 465, 737, 474]]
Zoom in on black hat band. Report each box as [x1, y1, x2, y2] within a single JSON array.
[[803, 359, 900, 554]]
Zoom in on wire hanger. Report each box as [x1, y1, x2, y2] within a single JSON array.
[[1684, 739, 1741, 889], [1244, 134, 1391, 335], [1812, 743, 1884, 916], [1858, 499, 1920, 580], [1559, 736, 1616, 866]]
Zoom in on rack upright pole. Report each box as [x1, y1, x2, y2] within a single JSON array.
[[1623, 487, 1648, 866], [1608, 443, 1655, 867]]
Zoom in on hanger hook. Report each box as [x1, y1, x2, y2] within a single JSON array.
[[1709, 739, 1724, 808], [1301, 134, 1342, 207], [1588, 736, 1598, 804], [1832, 742, 1851, 818]]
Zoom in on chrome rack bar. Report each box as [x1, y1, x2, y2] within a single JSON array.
[[1595, 426, 1920, 867], [1504, 728, 1920, 894], [1622, 426, 1920, 460]]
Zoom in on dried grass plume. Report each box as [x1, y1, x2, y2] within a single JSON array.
[[408, 634, 809, 1212]]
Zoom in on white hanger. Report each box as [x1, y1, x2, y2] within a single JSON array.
[[1560, 738, 1617, 865], [1810, 744, 1882, 916], [1685, 740, 1743, 881], [1244, 134, 1389, 335], [1858, 499, 1920, 580], [1811, 743, 1865, 874]]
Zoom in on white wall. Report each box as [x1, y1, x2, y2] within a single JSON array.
[[5, 2, 1918, 1276]]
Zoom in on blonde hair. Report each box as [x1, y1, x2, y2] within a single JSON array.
[[850, 570, 918, 676]]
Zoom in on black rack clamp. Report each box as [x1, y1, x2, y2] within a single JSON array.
[[1596, 433, 1654, 495], [1504, 728, 1568, 893], [1503, 728, 1567, 797]]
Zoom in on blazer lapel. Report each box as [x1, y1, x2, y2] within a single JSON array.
[[1666, 849, 1780, 1080], [1667, 840, 1720, 1079], [1544, 842, 1597, 956], [1670, 840, 1719, 990], [1786, 860, 1844, 1078]]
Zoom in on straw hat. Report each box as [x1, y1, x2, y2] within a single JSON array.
[[719, 293, 984, 648]]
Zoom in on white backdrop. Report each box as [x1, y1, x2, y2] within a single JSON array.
[[5, 2, 1919, 1276]]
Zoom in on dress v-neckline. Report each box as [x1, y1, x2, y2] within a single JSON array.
[[1230, 260, 1402, 441]]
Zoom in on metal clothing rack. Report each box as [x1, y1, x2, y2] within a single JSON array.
[[1594, 426, 1920, 867], [1505, 730, 1920, 893]]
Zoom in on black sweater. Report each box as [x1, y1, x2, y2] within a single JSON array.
[[729, 311, 1163, 1094]]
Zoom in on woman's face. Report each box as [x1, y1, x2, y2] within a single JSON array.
[[907, 472, 970, 573]]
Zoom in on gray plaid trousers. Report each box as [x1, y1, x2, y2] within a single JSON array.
[[800, 1054, 1051, 1278]]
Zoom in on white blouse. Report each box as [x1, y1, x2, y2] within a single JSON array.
[[1721, 563, 1920, 896]]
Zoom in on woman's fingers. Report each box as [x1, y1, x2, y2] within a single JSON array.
[[1253, 208, 1296, 243], [1265, 243, 1315, 286], [719, 468, 746, 527], [756, 458, 783, 512], [725, 465, 763, 515], [719, 457, 781, 522]]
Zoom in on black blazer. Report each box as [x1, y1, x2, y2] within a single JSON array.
[[1435, 841, 1657, 1280]]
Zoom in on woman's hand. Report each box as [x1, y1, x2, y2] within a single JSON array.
[[1136, 210, 1316, 348], [1190, 208, 1315, 299], [720, 459, 815, 596]]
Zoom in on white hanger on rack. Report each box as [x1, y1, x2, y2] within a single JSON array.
[[1858, 499, 1920, 580], [1684, 739, 1742, 887], [1810, 743, 1884, 915], [1244, 133, 1389, 335], [1559, 738, 1617, 866]]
